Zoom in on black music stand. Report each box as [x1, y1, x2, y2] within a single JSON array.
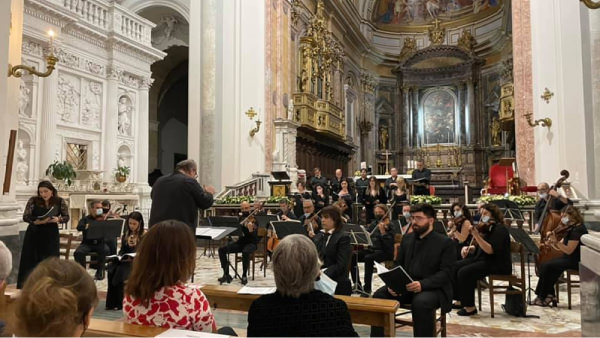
[[344, 223, 372, 297], [271, 221, 304, 239], [490, 199, 525, 223], [209, 216, 244, 282], [87, 219, 125, 242], [255, 215, 279, 229], [508, 226, 540, 305]]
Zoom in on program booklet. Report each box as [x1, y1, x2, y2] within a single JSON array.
[[105, 252, 136, 262], [375, 261, 414, 294]]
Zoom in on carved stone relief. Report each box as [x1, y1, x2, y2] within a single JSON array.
[[19, 80, 32, 118], [151, 15, 189, 50], [82, 81, 102, 129], [15, 134, 30, 185], [57, 74, 81, 123], [118, 95, 133, 136], [21, 40, 42, 56], [55, 48, 81, 68]]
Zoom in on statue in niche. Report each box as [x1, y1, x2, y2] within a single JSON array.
[[118, 96, 132, 135], [491, 116, 502, 146], [118, 152, 127, 168], [379, 126, 389, 150], [161, 16, 178, 40], [19, 81, 31, 118], [15, 139, 28, 185]]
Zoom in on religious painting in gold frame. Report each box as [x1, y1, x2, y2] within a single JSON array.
[[421, 89, 457, 146], [499, 82, 515, 129]]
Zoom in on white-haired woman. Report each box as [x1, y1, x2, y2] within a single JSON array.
[[247, 234, 357, 337]]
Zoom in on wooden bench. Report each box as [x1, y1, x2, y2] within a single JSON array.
[[200, 284, 399, 337], [85, 319, 167, 337]]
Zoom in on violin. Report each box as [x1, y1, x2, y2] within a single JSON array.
[[240, 201, 265, 232], [370, 200, 396, 236], [304, 209, 323, 237]]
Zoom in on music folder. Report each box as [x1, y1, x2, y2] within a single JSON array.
[[271, 221, 304, 239], [375, 261, 414, 295], [208, 216, 243, 237], [87, 219, 125, 241]]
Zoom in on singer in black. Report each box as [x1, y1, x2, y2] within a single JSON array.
[[312, 206, 352, 296], [17, 180, 70, 289], [354, 168, 369, 201], [411, 161, 432, 196], [218, 201, 259, 285], [370, 204, 455, 337], [292, 181, 312, 218]]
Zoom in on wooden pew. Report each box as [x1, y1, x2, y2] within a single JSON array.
[[86, 318, 167, 337], [200, 284, 399, 337]]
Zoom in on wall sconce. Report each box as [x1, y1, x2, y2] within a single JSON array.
[[524, 113, 552, 129], [581, 0, 600, 9], [245, 107, 261, 137], [8, 30, 58, 78]]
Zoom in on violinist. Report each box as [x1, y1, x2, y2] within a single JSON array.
[[350, 204, 397, 295], [397, 204, 413, 235], [218, 201, 259, 285], [334, 200, 351, 223], [253, 199, 267, 216], [447, 203, 473, 259], [276, 198, 296, 220], [299, 200, 321, 238], [532, 206, 588, 307], [451, 204, 511, 316], [362, 176, 387, 223], [533, 182, 572, 233]]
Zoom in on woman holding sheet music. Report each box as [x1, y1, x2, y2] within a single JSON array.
[[17, 180, 70, 289], [106, 212, 145, 310]]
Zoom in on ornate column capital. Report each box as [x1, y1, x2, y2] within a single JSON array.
[[139, 77, 155, 90], [108, 67, 122, 81]]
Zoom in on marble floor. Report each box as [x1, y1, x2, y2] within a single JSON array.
[[86, 243, 582, 337]]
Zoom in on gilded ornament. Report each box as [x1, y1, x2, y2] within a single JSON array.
[[427, 18, 446, 46]]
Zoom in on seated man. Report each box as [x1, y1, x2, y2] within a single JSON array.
[[74, 200, 110, 280], [218, 201, 259, 285], [276, 198, 296, 220], [371, 203, 455, 337], [101, 199, 121, 255], [298, 199, 321, 238]]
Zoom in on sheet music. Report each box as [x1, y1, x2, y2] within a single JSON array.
[[237, 286, 276, 295], [195, 228, 227, 238], [156, 329, 230, 337]]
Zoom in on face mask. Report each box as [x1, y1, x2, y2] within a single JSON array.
[[539, 193, 547, 199], [375, 214, 383, 220], [561, 216, 569, 225], [304, 213, 311, 218], [95, 208, 103, 216], [481, 215, 490, 223], [454, 211, 462, 218], [403, 212, 411, 219], [314, 272, 337, 296]]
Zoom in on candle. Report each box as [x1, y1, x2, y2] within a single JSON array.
[[48, 30, 55, 52]]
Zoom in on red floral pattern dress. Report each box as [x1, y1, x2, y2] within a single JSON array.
[[123, 283, 217, 332]]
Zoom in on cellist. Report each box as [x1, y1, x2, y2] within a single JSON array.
[[533, 182, 572, 233], [532, 205, 588, 307]]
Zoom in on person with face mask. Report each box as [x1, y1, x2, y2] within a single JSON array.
[[532, 205, 588, 307], [370, 203, 455, 337], [446, 202, 473, 259], [74, 200, 111, 280], [533, 182, 572, 233], [451, 203, 511, 316]]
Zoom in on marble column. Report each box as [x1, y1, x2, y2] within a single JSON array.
[[38, 57, 59, 176], [103, 68, 120, 182], [466, 79, 474, 146], [136, 78, 152, 186], [403, 87, 411, 148], [272, 118, 300, 189]]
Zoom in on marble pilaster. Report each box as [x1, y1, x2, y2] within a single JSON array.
[[581, 233, 600, 337], [272, 118, 300, 188], [38, 63, 59, 176], [466, 80, 475, 146], [103, 68, 121, 182], [136, 78, 152, 185]]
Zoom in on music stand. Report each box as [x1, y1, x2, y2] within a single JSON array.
[[508, 226, 540, 305], [270, 221, 304, 239], [344, 223, 372, 296], [255, 215, 280, 229], [208, 216, 244, 282], [490, 199, 524, 222], [87, 219, 125, 242]]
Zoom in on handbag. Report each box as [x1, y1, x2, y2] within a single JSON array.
[[502, 289, 526, 317]]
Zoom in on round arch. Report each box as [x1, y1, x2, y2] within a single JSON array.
[[121, 0, 190, 22]]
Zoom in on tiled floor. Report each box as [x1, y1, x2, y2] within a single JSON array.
[[89, 245, 582, 337]]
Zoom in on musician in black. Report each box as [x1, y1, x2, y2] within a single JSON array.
[[73, 200, 111, 280], [370, 204, 455, 337], [336, 179, 354, 220], [362, 176, 387, 223], [391, 186, 409, 220], [533, 205, 588, 307], [412, 161, 432, 195], [355, 168, 369, 201], [331, 169, 344, 201], [533, 182, 572, 233], [299, 200, 321, 238], [312, 184, 329, 212], [312, 206, 353, 295], [276, 198, 296, 220], [451, 204, 511, 316], [218, 201, 259, 285], [292, 181, 312, 217], [350, 204, 397, 295], [310, 167, 328, 193], [384, 168, 405, 200]]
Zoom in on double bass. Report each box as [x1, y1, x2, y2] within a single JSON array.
[[535, 170, 570, 274]]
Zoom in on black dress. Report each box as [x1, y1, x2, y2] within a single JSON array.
[[17, 197, 69, 288], [247, 290, 358, 337], [105, 233, 140, 309], [362, 188, 387, 223]]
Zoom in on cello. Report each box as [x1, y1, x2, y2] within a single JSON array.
[[535, 170, 569, 274]]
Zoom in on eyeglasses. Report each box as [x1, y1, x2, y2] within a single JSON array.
[[410, 216, 429, 221]]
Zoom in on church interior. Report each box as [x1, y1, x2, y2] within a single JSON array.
[[1, 0, 600, 336]]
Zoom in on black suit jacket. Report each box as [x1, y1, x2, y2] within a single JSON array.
[[314, 231, 352, 286], [149, 172, 214, 230], [395, 231, 456, 313]]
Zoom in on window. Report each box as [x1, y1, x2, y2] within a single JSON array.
[[66, 143, 88, 170]]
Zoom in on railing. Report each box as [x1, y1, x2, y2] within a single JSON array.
[[40, 0, 154, 47], [215, 173, 271, 199]]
